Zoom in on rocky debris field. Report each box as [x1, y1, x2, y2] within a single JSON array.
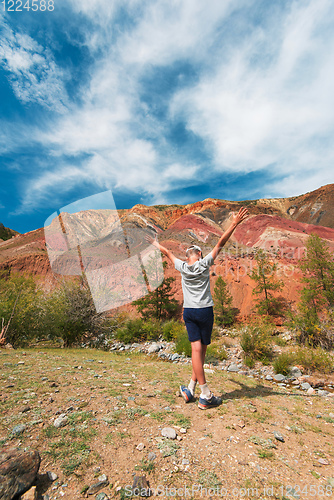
[[1, 344, 334, 500]]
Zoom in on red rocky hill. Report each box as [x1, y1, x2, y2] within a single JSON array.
[[1, 184, 334, 317]]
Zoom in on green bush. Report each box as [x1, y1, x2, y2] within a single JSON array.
[[40, 281, 108, 347], [240, 320, 274, 364], [287, 309, 334, 350], [142, 319, 162, 340], [162, 320, 186, 341], [293, 347, 334, 374], [0, 272, 43, 347], [115, 318, 147, 343], [273, 352, 293, 375], [205, 344, 228, 364], [273, 347, 334, 375], [115, 318, 162, 343], [174, 326, 191, 357]]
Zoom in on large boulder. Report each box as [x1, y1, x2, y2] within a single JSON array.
[[0, 447, 41, 500]]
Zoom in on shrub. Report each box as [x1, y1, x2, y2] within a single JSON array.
[[205, 344, 228, 364], [115, 318, 162, 343], [41, 281, 108, 347], [293, 347, 334, 374], [174, 326, 191, 357], [0, 272, 43, 347], [142, 319, 162, 340], [273, 352, 294, 375], [115, 318, 147, 343], [273, 348, 334, 375], [288, 310, 334, 350], [162, 320, 186, 341], [240, 320, 274, 364]]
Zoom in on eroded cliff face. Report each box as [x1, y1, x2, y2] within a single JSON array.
[[1, 184, 334, 317]]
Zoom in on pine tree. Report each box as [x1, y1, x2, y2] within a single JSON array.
[[300, 233, 334, 309], [250, 249, 284, 316], [291, 234, 334, 348], [133, 277, 179, 321], [213, 276, 238, 326]]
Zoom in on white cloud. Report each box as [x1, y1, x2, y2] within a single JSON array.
[[170, 0, 334, 190], [4, 0, 334, 216], [118, 0, 237, 66], [0, 20, 69, 112]]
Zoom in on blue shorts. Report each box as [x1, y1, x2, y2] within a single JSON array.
[[183, 307, 214, 345]]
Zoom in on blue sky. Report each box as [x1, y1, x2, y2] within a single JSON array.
[[1, 0, 334, 233]]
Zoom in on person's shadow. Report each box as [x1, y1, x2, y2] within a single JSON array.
[[219, 377, 296, 401]]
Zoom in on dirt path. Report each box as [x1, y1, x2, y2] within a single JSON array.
[[1, 348, 334, 499]]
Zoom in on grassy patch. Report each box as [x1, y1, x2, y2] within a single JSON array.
[[169, 413, 191, 429], [273, 347, 334, 375], [198, 470, 221, 488], [134, 458, 155, 473], [157, 441, 179, 457], [258, 449, 275, 459]]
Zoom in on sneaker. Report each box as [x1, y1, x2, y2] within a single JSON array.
[[179, 385, 195, 403], [198, 393, 222, 410]]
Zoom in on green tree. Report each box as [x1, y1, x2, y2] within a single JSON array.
[[213, 276, 238, 326], [300, 233, 334, 309], [133, 277, 179, 321], [290, 234, 334, 348], [250, 249, 284, 316], [0, 272, 43, 347], [41, 280, 109, 347]]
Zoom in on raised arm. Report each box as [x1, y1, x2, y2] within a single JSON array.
[[211, 207, 249, 260], [145, 234, 177, 265]]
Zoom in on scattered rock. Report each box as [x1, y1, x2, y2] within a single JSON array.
[[301, 382, 311, 390], [273, 374, 286, 382], [274, 431, 285, 442], [161, 427, 177, 439], [318, 458, 330, 465], [96, 493, 109, 500], [54, 414, 68, 428], [47, 471, 58, 481], [0, 448, 40, 500], [179, 428, 187, 434], [21, 486, 37, 500], [136, 443, 145, 451], [306, 387, 315, 395], [132, 475, 151, 497], [290, 366, 302, 378], [21, 405, 31, 413], [12, 424, 27, 436], [147, 452, 156, 461], [87, 474, 109, 495], [227, 363, 239, 372], [147, 343, 161, 354]]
